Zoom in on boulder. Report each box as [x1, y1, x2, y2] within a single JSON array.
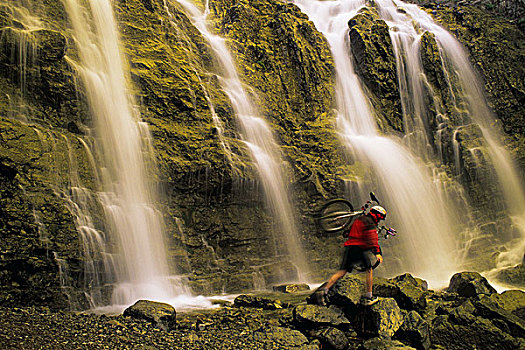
[[327, 275, 364, 309], [394, 310, 431, 350], [447, 272, 497, 297], [273, 283, 310, 293], [252, 326, 310, 349], [123, 300, 176, 331], [472, 295, 525, 338], [374, 274, 428, 311], [293, 304, 351, 329], [310, 326, 349, 350], [233, 294, 290, 310], [431, 312, 524, 350], [488, 290, 525, 320], [362, 337, 416, 350], [494, 263, 525, 289], [354, 298, 404, 339]]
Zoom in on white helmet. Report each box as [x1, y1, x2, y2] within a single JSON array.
[[370, 206, 387, 221]]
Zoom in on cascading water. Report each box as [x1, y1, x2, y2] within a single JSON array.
[[60, 0, 189, 308], [295, 0, 462, 285], [375, 0, 525, 271], [175, 0, 309, 282]]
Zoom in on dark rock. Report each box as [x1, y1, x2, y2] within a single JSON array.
[[472, 294, 525, 338], [273, 283, 310, 293], [394, 310, 431, 350], [348, 7, 403, 132], [487, 290, 525, 320], [373, 274, 428, 311], [431, 311, 524, 350], [362, 337, 416, 349], [310, 326, 349, 350], [293, 304, 350, 329], [234, 294, 290, 310], [123, 300, 176, 331], [328, 275, 364, 309], [306, 282, 328, 306], [354, 298, 404, 339], [252, 326, 310, 349], [494, 264, 525, 289], [447, 271, 497, 297]]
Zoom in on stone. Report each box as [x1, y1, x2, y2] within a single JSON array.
[[354, 298, 404, 339], [310, 326, 349, 350], [447, 271, 497, 297], [273, 283, 310, 293], [394, 310, 431, 350], [252, 326, 310, 349], [293, 304, 351, 329], [494, 263, 525, 289], [327, 275, 364, 309], [472, 294, 525, 338], [362, 337, 416, 350], [431, 311, 523, 350], [233, 294, 290, 310], [374, 274, 428, 311], [123, 300, 176, 331], [488, 290, 525, 320]]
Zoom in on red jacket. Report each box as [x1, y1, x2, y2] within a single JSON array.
[[344, 215, 381, 255]]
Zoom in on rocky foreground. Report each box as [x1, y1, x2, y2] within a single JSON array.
[[0, 271, 524, 350]]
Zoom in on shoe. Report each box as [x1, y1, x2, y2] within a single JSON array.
[[360, 296, 379, 306]]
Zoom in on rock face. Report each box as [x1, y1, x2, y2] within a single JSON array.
[[0, 0, 524, 309], [447, 271, 497, 297], [348, 6, 403, 133], [123, 300, 176, 331]]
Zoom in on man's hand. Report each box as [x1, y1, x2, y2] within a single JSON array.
[[376, 254, 383, 264]]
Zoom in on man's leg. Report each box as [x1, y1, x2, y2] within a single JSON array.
[[324, 269, 347, 291], [361, 268, 378, 305], [365, 268, 373, 294]]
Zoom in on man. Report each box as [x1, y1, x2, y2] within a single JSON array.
[[321, 205, 387, 306]]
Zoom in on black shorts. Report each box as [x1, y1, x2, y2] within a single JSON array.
[[339, 246, 378, 272]]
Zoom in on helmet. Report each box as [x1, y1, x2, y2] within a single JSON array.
[[370, 206, 387, 222]]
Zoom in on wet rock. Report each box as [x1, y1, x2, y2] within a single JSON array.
[[252, 326, 310, 349], [494, 263, 525, 289], [327, 275, 364, 309], [234, 294, 290, 310], [447, 272, 497, 297], [348, 7, 403, 132], [487, 290, 525, 320], [431, 310, 524, 350], [355, 298, 404, 339], [472, 294, 525, 338], [374, 274, 428, 311], [123, 300, 176, 331], [362, 337, 416, 350], [293, 304, 350, 329], [394, 310, 431, 350], [310, 326, 349, 350], [273, 283, 310, 293]]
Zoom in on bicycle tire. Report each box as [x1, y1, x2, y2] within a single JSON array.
[[318, 198, 355, 232]]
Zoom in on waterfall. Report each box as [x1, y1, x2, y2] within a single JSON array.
[[60, 0, 185, 307], [175, 0, 309, 283], [296, 0, 461, 284], [375, 0, 525, 271]]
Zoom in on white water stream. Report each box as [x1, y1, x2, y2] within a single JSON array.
[[296, 0, 461, 285], [175, 0, 309, 282], [296, 0, 525, 285], [375, 0, 525, 274], [60, 0, 203, 310]]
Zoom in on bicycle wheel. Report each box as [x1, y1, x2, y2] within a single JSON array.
[[318, 199, 355, 232]]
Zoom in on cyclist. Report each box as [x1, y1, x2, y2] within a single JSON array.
[[320, 205, 387, 306]]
